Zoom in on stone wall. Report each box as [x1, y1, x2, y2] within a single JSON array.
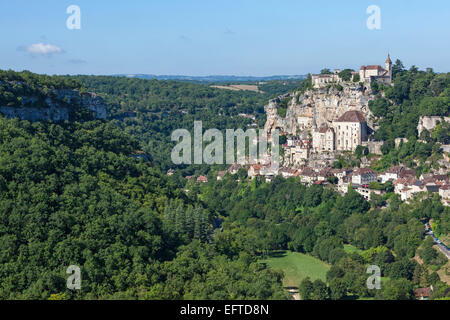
[[361, 141, 384, 155]]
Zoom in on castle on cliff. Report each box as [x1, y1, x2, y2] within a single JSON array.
[[311, 54, 393, 88]]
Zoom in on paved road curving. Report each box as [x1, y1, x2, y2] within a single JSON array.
[[424, 222, 450, 260]]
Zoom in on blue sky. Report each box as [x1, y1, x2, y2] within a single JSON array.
[[1, 0, 449, 76]]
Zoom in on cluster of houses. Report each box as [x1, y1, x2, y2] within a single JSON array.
[[211, 163, 450, 206], [166, 58, 449, 207], [184, 175, 209, 183], [171, 112, 449, 205], [281, 110, 384, 168]]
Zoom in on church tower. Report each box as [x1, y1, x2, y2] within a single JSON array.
[[385, 54, 392, 82]]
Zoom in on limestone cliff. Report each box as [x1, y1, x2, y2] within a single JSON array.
[[265, 84, 376, 136], [0, 88, 107, 122]]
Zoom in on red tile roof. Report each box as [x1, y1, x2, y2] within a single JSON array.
[[360, 65, 384, 70], [414, 287, 432, 298], [251, 164, 263, 170], [336, 110, 366, 123], [217, 171, 226, 177], [197, 176, 208, 182], [399, 169, 416, 178], [228, 163, 242, 172], [318, 126, 333, 133], [301, 167, 316, 177]]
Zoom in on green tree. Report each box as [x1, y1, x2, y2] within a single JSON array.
[[329, 278, 346, 300], [311, 279, 329, 300], [379, 279, 414, 300], [299, 277, 314, 300], [338, 69, 354, 82]]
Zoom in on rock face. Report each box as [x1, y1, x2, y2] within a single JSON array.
[[417, 116, 450, 136], [265, 84, 376, 136], [0, 89, 107, 122], [0, 105, 69, 122], [56, 90, 107, 120]]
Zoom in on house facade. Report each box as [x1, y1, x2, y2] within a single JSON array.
[[312, 126, 335, 153], [351, 168, 378, 185], [333, 110, 368, 152]]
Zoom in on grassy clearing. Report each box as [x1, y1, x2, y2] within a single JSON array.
[[437, 260, 450, 285], [260, 250, 330, 288], [344, 244, 363, 254], [210, 84, 261, 92]]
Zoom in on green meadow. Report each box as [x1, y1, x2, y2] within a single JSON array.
[[260, 251, 330, 288]]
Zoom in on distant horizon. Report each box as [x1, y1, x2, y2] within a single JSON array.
[[2, 1, 449, 75], [3, 61, 447, 79]]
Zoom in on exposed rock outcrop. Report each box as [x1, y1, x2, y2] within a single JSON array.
[[265, 84, 376, 136], [0, 89, 107, 122], [417, 116, 450, 136], [0, 105, 69, 122], [56, 89, 107, 120]]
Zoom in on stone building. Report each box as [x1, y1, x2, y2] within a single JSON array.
[[248, 164, 262, 179], [353, 185, 384, 201], [351, 168, 378, 185], [297, 115, 314, 130], [311, 70, 342, 88], [312, 126, 335, 153], [333, 110, 368, 152], [359, 54, 392, 84], [197, 176, 208, 183], [291, 144, 310, 164], [361, 141, 384, 155], [380, 166, 404, 183], [311, 55, 393, 88]]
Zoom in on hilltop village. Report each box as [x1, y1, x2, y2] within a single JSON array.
[[206, 55, 450, 206]]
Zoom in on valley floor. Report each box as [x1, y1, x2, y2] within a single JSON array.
[[259, 250, 330, 288]]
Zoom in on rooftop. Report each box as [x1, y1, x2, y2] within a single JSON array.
[[335, 110, 366, 123], [360, 65, 384, 70]]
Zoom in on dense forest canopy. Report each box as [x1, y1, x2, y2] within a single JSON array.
[[367, 64, 450, 172], [0, 117, 288, 299], [371, 64, 449, 143], [195, 174, 450, 300], [0, 68, 449, 300], [75, 75, 301, 116], [0, 70, 83, 109], [74, 76, 301, 173]]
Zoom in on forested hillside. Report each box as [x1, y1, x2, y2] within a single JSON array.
[[0, 70, 82, 109], [369, 62, 450, 172], [0, 116, 287, 299], [196, 174, 450, 300], [0, 69, 449, 300], [75, 76, 300, 172]]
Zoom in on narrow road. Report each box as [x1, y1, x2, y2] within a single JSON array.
[[288, 289, 300, 301], [424, 222, 450, 260]]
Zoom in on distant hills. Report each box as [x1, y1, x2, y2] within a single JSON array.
[[112, 74, 307, 82]]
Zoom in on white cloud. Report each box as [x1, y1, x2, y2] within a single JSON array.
[[21, 43, 64, 56]]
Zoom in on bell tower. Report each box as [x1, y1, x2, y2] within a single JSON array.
[[385, 54, 392, 82]]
